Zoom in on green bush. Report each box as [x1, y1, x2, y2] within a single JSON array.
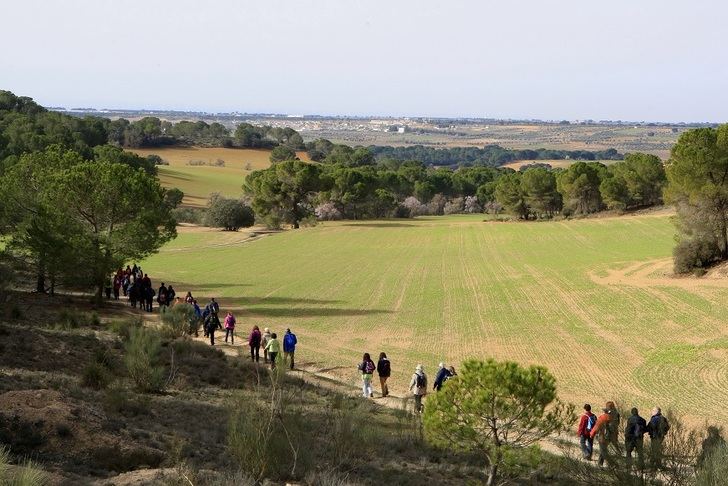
[[55, 309, 99, 330], [109, 317, 143, 341], [674, 238, 721, 274], [172, 207, 207, 225], [0, 447, 49, 486], [697, 443, 728, 486], [125, 327, 167, 393], [160, 304, 199, 339], [81, 362, 111, 390]]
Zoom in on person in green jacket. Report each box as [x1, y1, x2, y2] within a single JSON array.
[[265, 332, 281, 370]]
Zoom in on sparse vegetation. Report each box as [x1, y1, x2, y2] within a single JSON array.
[[124, 327, 168, 393]]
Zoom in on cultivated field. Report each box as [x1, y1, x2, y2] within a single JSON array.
[[129, 147, 304, 206], [140, 214, 728, 424]]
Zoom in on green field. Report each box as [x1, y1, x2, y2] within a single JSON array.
[[141, 214, 728, 424]]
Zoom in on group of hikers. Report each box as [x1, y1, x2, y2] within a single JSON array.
[[357, 354, 457, 413], [106, 264, 178, 313], [577, 401, 671, 469]]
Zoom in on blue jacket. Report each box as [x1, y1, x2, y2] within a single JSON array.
[[433, 367, 452, 391], [283, 332, 297, 352]]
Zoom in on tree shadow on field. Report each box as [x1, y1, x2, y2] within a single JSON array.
[[243, 307, 392, 318]]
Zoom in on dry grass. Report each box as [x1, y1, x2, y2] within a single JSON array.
[[129, 147, 309, 207]]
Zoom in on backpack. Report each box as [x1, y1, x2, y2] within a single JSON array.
[[378, 359, 391, 376], [364, 360, 375, 374], [415, 373, 426, 388], [586, 414, 597, 432]]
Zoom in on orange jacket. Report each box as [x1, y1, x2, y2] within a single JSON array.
[[590, 412, 611, 440]]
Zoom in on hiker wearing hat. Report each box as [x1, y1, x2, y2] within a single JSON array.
[[283, 328, 297, 370], [590, 401, 619, 467], [433, 362, 452, 391], [261, 327, 272, 363], [248, 325, 262, 362], [409, 364, 428, 413]]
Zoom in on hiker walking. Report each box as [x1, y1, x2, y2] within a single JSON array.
[[647, 407, 670, 469], [166, 285, 176, 306], [433, 362, 452, 391], [192, 300, 202, 337], [577, 404, 597, 460], [248, 325, 262, 362], [144, 285, 155, 312], [261, 327, 272, 363], [265, 332, 281, 369], [409, 364, 427, 413], [113, 271, 122, 300], [590, 403, 617, 467], [358, 353, 376, 398], [224, 311, 236, 344], [184, 291, 194, 304], [157, 283, 168, 309], [377, 352, 391, 397], [625, 407, 648, 469], [283, 328, 297, 370]]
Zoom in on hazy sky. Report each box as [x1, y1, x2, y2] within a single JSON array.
[[1, 0, 726, 121]]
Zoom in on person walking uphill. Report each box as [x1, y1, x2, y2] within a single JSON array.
[[409, 364, 427, 413], [577, 404, 597, 460], [248, 325, 262, 362], [283, 328, 297, 370], [433, 362, 452, 392], [377, 352, 391, 397], [265, 333, 281, 370], [358, 353, 376, 398], [625, 407, 648, 469], [224, 311, 236, 344]]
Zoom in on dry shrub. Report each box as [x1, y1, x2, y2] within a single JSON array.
[[125, 327, 168, 393]]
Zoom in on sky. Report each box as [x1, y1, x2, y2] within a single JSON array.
[[1, 0, 726, 122]]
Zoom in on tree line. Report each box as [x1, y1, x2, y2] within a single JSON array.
[[242, 154, 667, 228]]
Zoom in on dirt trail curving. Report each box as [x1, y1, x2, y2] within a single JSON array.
[[590, 258, 728, 289]]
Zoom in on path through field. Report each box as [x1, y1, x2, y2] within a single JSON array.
[[141, 214, 728, 425]]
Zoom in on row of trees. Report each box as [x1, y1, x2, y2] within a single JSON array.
[[243, 155, 667, 228], [495, 154, 667, 219], [367, 144, 623, 168]]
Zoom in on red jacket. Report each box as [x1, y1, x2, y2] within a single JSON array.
[[577, 412, 595, 437]]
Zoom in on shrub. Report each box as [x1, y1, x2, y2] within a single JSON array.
[[160, 304, 199, 339], [674, 238, 721, 274], [401, 196, 425, 218], [206, 196, 255, 231], [81, 362, 111, 390], [125, 327, 167, 393], [464, 195, 482, 214], [102, 384, 149, 416], [444, 197, 464, 215], [697, 443, 728, 486], [109, 317, 143, 341], [55, 309, 99, 330], [172, 207, 207, 225], [0, 447, 49, 486]]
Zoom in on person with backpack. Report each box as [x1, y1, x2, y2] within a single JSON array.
[[265, 332, 281, 369], [358, 353, 376, 398], [224, 311, 236, 344], [577, 403, 597, 460], [409, 364, 427, 413], [625, 407, 648, 469], [192, 300, 202, 337], [248, 325, 262, 362], [433, 362, 452, 392], [166, 285, 176, 306], [283, 328, 297, 370], [261, 327, 272, 363], [377, 352, 391, 397], [157, 283, 168, 309], [590, 403, 617, 467], [647, 407, 670, 469]]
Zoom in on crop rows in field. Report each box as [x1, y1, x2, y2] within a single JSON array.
[[141, 214, 728, 424]]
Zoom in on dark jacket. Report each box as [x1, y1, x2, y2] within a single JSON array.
[[433, 367, 452, 391], [249, 329, 262, 347], [647, 413, 670, 439], [377, 358, 391, 377], [283, 332, 297, 352], [625, 414, 647, 441]]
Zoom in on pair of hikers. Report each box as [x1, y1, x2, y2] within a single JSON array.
[[578, 402, 670, 469], [249, 327, 297, 370], [358, 353, 390, 398]]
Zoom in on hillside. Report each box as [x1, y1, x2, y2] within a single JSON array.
[[128, 147, 308, 207], [140, 214, 728, 427]]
